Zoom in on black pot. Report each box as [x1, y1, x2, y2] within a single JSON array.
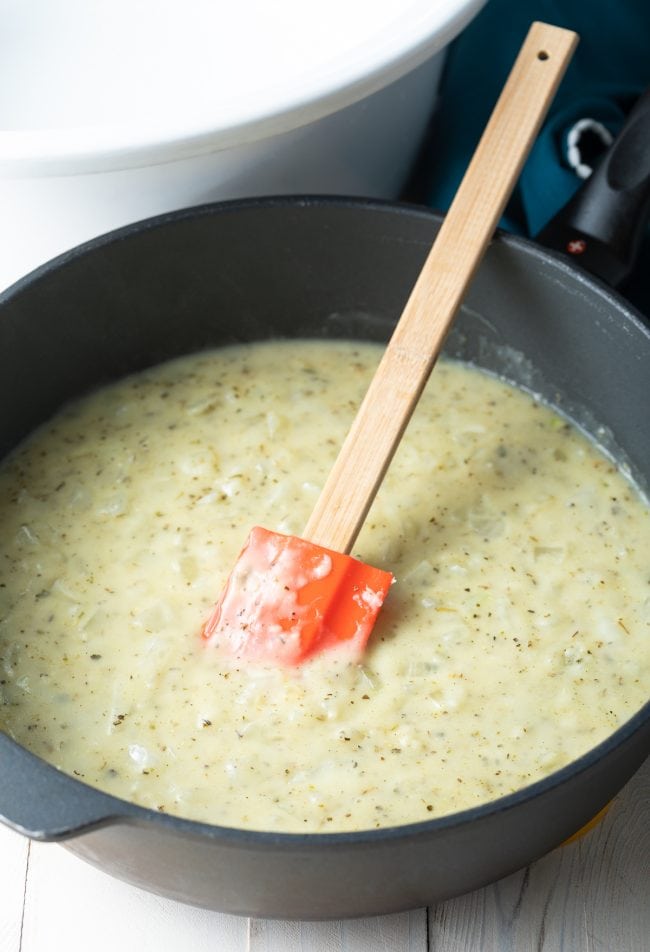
[[0, 198, 648, 919]]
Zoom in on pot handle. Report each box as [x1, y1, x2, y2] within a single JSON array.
[[536, 85, 650, 286], [0, 733, 134, 840]]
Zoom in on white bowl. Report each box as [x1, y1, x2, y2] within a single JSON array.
[[0, 0, 486, 289]]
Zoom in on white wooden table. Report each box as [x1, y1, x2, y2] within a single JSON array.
[[1, 758, 647, 952]]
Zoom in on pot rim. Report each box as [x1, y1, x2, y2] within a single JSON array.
[[3, 194, 648, 337], [0, 194, 648, 846]]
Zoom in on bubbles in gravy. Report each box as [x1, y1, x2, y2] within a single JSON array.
[[0, 340, 648, 832]]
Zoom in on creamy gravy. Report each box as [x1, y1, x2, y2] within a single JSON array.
[[0, 340, 648, 832]]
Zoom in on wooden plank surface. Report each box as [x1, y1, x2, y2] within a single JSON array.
[[0, 824, 29, 952], [429, 758, 650, 952], [249, 910, 428, 952], [0, 757, 648, 952]]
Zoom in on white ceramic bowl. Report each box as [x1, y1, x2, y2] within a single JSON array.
[[0, 0, 486, 289]]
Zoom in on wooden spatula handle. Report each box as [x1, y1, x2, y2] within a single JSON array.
[[303, 22, 578, 554]]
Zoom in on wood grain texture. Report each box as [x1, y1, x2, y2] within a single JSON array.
[[0, 824, 29, 952], [303, 22, 578, 554], [249, 909, 427, 951], [429, 757, 650, 952]]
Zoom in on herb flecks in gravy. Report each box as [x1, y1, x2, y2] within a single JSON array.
[[0, 340, 648, 832]]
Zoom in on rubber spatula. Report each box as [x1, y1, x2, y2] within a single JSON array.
[[201, 22, 578, 665]]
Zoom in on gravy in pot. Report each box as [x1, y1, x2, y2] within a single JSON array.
[[0, 340, 648, 832]]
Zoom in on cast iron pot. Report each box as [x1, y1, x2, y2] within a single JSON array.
[[0, 198, 648, 920]]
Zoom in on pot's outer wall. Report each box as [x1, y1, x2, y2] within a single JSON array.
[[62, 724, 649, 919], [0, 199, 648, 918], [0, 704, 648, 918]]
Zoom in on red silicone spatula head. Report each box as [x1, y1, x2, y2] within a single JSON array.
[[201, 22, 578, 666], [201, 526, 393, 665]]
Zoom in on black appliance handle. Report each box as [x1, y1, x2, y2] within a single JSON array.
[[536, 86, 650, 286]]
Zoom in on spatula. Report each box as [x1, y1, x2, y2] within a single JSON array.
[[201, 22, 578, 665]]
